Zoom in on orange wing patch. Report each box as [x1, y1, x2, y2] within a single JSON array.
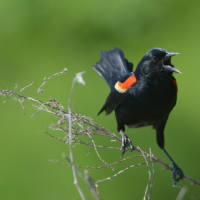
[[173, 80, 178, 92], [115, 75, 136, 93]]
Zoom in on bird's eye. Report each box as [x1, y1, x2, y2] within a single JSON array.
[[152, 56, 158, 62]]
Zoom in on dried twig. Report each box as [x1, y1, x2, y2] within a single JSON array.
[[20, 81, 34, 94], [86, 131, 113, 169], [95, 161, 154, 195], [175, 185, 195, 200], [68, 71, 86, 200], [36, 68, 67, 99], [50, 155, 145, 169], [148, 147, 155, 199], [139, 147, 151, 200], [84, 170, 99, 200]]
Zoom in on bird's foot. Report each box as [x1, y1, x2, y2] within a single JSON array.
[[119, 131, 134, 157], [171, 163, 184, 185]]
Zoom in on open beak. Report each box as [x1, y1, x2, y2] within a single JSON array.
[[163, 52, 182, 74]]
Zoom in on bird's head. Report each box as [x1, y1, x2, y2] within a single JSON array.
[[136, 48, 182, 77]]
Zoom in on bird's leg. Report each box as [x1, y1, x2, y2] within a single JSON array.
[[119, 130, 134, 157], [162, 148, 184, 185]]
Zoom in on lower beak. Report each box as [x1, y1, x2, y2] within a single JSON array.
[[163, 65, 182, 74]]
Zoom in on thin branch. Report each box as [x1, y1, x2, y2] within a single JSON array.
[[84, 170, 100, 200], [2, 87, 13, 103], [68, 73, 86, 200], [36, 68, 67, 99], [95, 161, 154, 191], [20, 81, 34, 94], [139, 147, 152, 200], [19, 81, 34, 115], [148, 147, 155, 199], [31, 105, 44, 117], [49, 155, 145, 170], [17, 98, 26, 115], [14, 84, 18, 92], [86, 131, 114, 170], [175, 185, 195, 200], [0, 89, 55, 107], [43, 131, 65, 142]]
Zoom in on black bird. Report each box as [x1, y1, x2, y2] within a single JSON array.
[[92, 47, 183, 185]]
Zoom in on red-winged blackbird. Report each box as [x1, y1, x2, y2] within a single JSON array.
[[92, 47, 183, 185]]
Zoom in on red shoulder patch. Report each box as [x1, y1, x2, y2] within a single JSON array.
[[173, 80, 178, 92], [115, 75, 136, 93]]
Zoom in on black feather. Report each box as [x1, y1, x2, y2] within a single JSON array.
[[125, 59, 134, 72], [92, 48, 133, 89], [97, 90, 127, 116]]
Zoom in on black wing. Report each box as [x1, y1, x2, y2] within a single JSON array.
[[98, 89, 127, 116]]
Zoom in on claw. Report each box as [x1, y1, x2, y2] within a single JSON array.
[[120, 134, 127, 157], [127, 137, 134, 152], [171, 164, 184, 185], [119, 130, 134, 157], [162, 148, 184, 185]]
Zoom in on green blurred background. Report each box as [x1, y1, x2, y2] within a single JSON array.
[[0, 0, 200, 199]]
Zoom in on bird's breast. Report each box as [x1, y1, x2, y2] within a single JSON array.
[[116, 78, 177, 125]]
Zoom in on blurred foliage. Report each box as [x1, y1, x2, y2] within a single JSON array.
[[0, 0, 200, 199]]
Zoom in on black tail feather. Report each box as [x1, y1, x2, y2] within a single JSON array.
[[93, 48, 133, 89]]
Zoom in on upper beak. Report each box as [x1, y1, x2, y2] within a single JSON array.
[[165, 52, 180, 58], [163, 52, 182, 74]]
